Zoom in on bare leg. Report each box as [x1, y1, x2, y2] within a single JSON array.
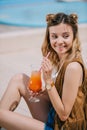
[[0, 109, 44, 130], [0, 73, 28, 111], [27, 90, 51, 122], [0, 73, 51, 129]]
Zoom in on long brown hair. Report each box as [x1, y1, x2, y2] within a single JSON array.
[[41, 12, 82, 67]]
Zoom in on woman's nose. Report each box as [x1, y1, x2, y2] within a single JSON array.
[[55, 37, 63, 44]]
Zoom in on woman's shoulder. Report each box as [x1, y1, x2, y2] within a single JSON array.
[[66, 61, 82, 71], [62, 58, 84, 78], [63, 62, 82, 83], [64, 57, 85, 71]]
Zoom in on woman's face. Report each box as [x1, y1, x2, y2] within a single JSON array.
[[49, 23, 74, 59]]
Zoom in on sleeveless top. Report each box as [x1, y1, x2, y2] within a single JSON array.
[[54, 57, 86, 130]]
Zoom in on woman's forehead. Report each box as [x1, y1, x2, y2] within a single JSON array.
[[49, 23, 73, 34]]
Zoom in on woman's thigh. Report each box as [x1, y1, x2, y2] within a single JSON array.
[[25, 90, 51, 123]]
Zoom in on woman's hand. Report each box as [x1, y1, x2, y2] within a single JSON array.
[[41, 56, 53, 84]]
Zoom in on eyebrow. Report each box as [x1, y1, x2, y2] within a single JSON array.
[[63, 32, 70, 34], [50, 32, 56, 34], [50, 32, 70, 35]]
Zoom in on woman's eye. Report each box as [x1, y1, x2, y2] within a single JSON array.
[[63, 34, 69, 39], [51, 35, 57, 39]]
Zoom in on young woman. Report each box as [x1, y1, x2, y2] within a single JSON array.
[[0, 12, 86, 130]]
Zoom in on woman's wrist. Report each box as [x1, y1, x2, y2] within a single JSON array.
[[45, 79, 55, 90], [45, 78, 53, 84]]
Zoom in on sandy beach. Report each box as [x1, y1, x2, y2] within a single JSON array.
[[0, 24, 87, 129]]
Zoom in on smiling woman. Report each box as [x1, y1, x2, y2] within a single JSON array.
[[49, 23, 74, 58], [0, 1, 87, 27], [0, 12, 87, 130]]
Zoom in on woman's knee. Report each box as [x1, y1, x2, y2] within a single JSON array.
[[11, 73, 25, 81], [10, 73, 29, 85], [9, 73, 29, 94]]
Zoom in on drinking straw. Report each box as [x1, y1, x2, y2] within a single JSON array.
[[39, 52, 50, 72]]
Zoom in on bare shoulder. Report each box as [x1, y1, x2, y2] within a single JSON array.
[[64, 61, 83, 89], [66, 62, 83, 72]]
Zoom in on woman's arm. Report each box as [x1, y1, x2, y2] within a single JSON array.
[[45, 62, 83, 121]]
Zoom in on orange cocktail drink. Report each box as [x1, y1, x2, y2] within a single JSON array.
[[28, 70, 42, 92]]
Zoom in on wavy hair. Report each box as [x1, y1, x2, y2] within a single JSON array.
[[41, 12, 82, 67]]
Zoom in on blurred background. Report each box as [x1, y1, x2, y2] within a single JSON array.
[[0, 0, 87, 28], [0, 1, 87, 127]]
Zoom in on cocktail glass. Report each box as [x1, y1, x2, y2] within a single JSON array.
[[27, 70, 42, 102]]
